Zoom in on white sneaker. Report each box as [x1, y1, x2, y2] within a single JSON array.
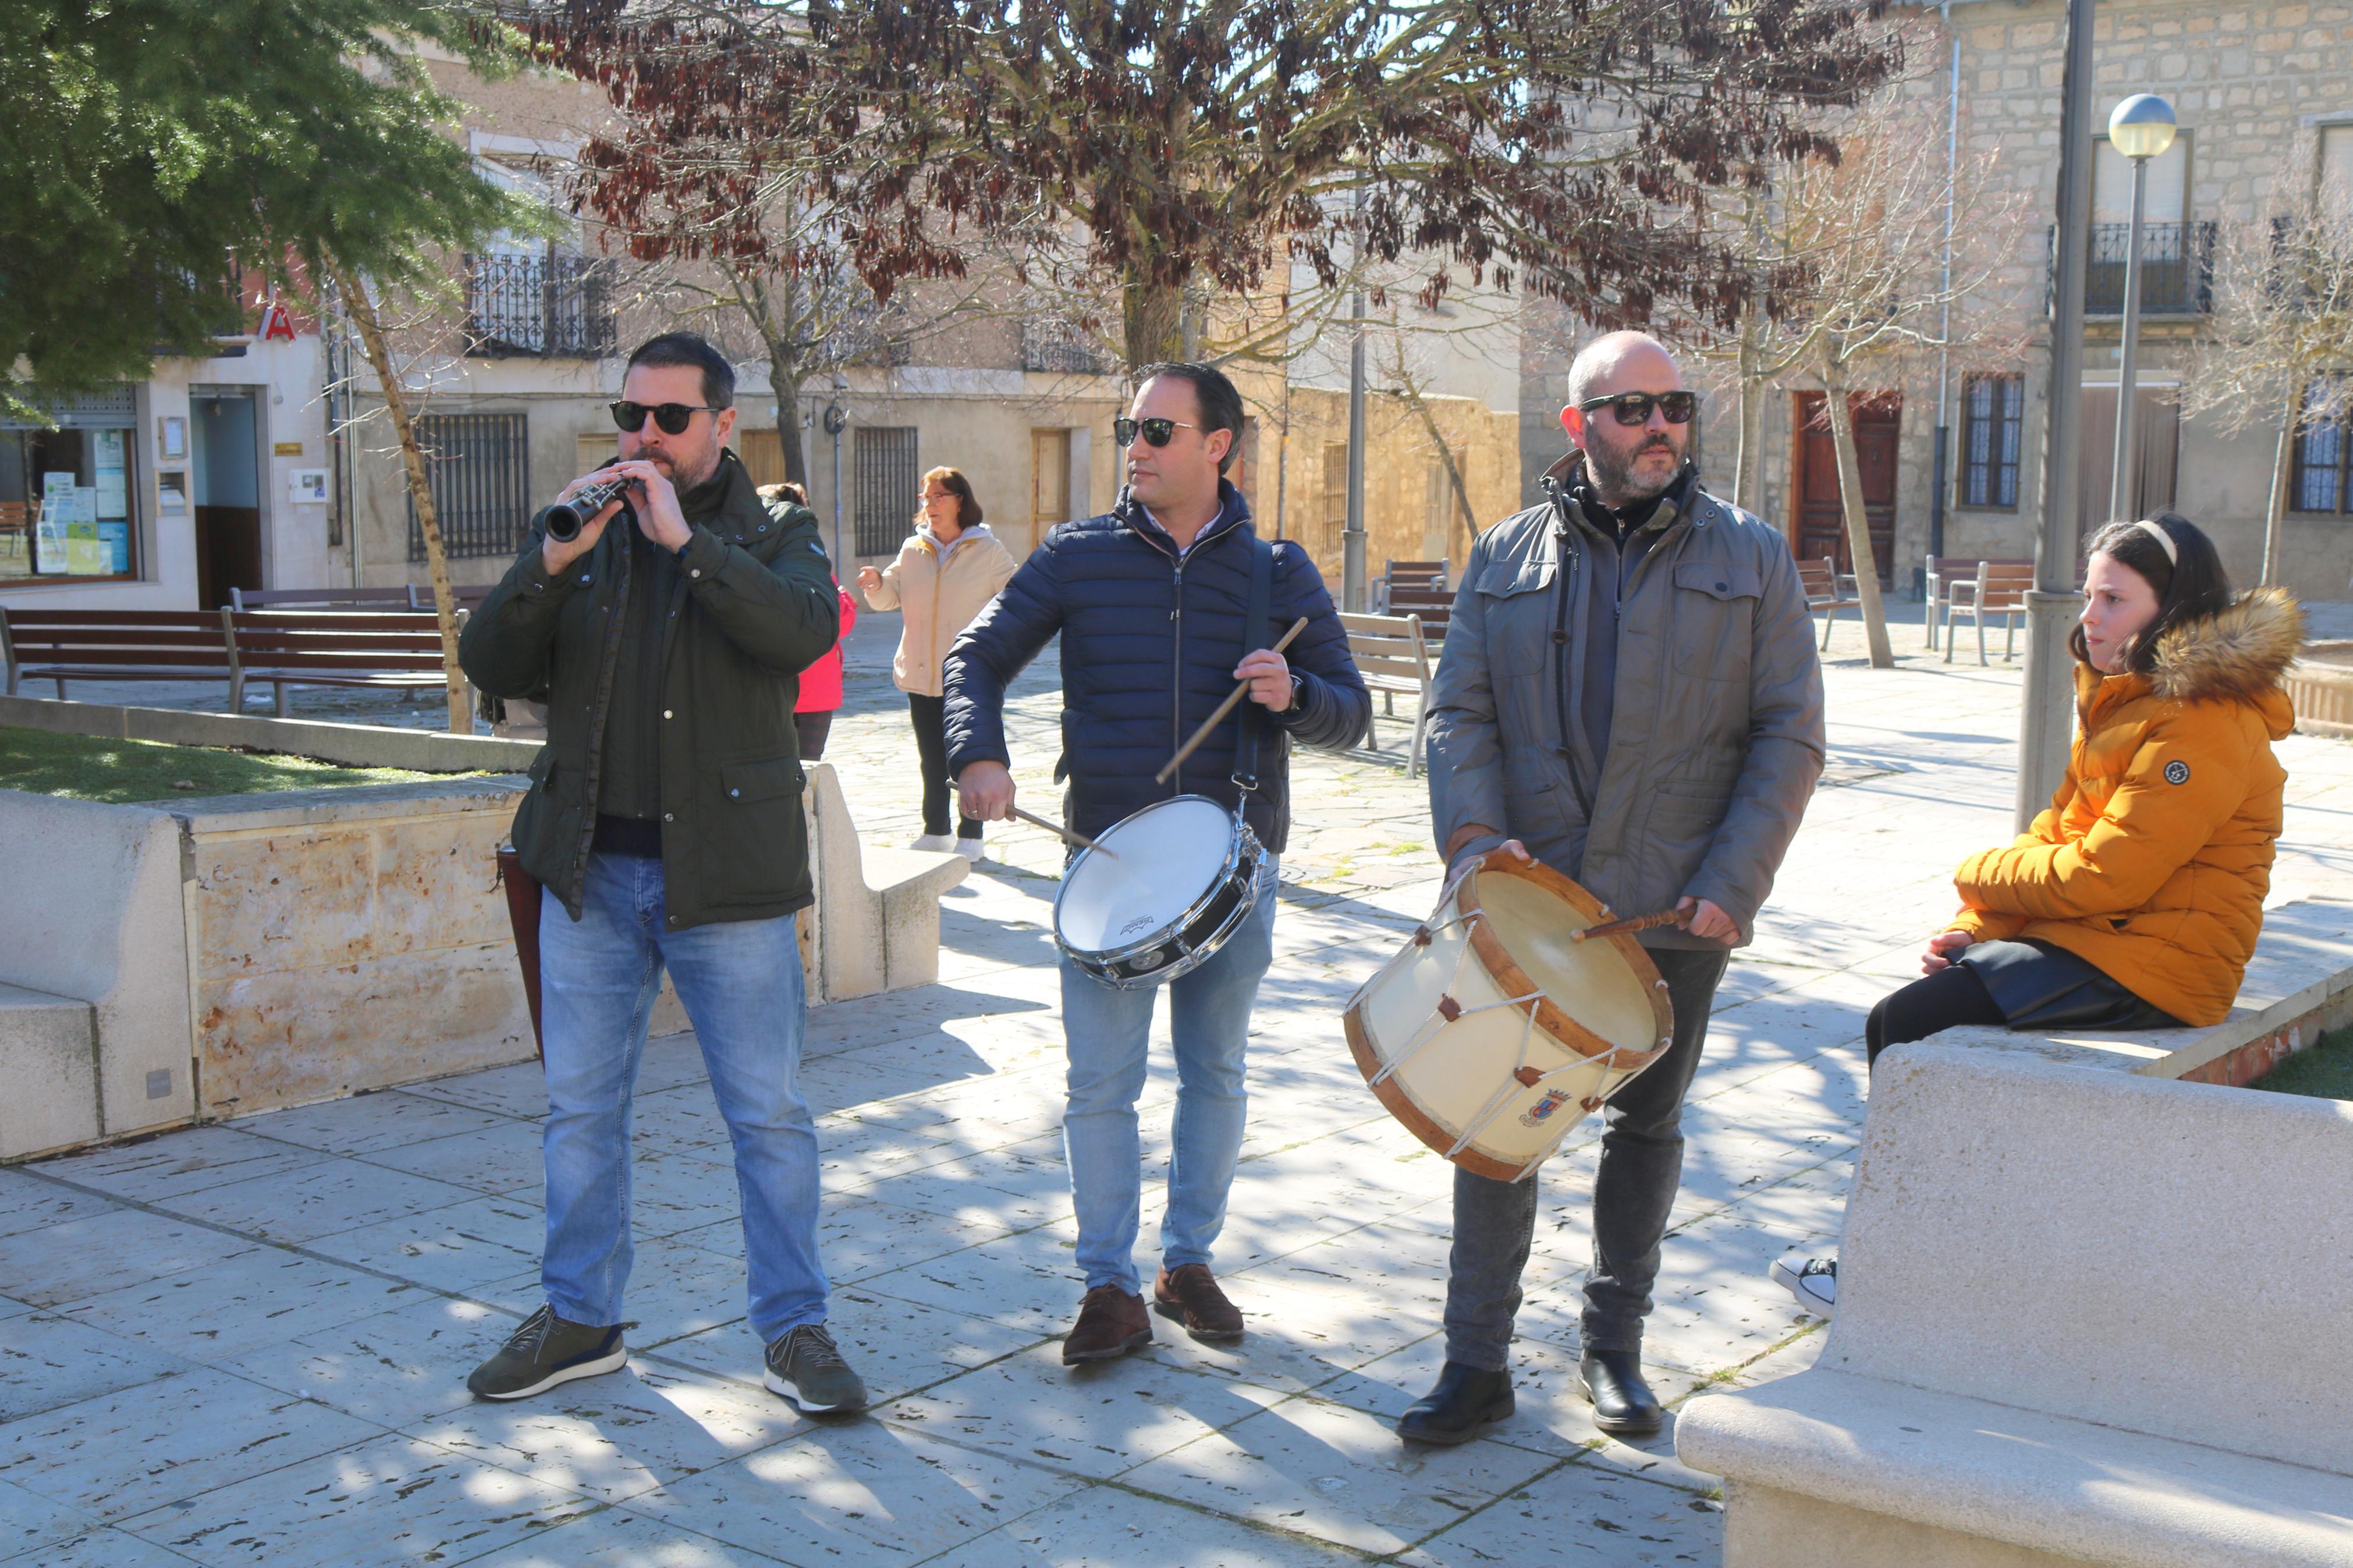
[[910, 834, 954, 852], [956, 838, 984, 862], [1770, 1252, 1837, 1315]]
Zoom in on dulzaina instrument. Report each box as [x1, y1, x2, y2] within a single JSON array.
[[1344, 851, 1676, 1181]]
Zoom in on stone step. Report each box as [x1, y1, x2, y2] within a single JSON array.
[[0, 982, 98, 1161]]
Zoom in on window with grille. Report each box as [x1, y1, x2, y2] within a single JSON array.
[[1321, 442, 1349, 550], [2292, 379, 2350, 517], [1960, 374, 2024, 510], [854, 426, 919, 556], [407, 413, 531, 560]]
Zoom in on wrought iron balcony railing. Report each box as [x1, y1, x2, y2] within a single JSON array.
[[464, 254, 617, 359], [2050, 221, 2217, 317]]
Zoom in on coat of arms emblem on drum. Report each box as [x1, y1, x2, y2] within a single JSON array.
[[1518, 1090, 1573, 1128]]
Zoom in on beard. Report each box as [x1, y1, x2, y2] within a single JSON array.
[[1584, 433, 1681, 502]]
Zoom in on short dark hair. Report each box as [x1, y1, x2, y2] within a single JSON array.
[[2069, 512, 2234, 674], [1134, 361, 1245, 474], [626, 332, 735, 410]]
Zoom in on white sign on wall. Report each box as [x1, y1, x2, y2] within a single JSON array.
[[288, 470, 329, 505]]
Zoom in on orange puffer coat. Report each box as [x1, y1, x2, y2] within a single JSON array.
[[1949, 588, 2301, 1026]]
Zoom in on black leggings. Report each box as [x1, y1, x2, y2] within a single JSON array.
[[907, 693, 981, 840], [1865, 963, 2003, 1071]]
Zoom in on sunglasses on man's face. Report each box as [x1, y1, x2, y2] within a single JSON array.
[[1115, 415, 1202, 449], [611, 401, 725, 436], [1578, 391, 1699, 428]]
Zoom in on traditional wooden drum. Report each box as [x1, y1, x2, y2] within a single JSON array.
[[1343, 852, 1676, 1181]]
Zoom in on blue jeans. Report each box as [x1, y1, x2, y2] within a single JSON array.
[[537, 852, 826, 1342], [1059, 860, 1277, 1295]]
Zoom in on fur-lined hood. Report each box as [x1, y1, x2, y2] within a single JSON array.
[[2148, 586, 2303, 704]]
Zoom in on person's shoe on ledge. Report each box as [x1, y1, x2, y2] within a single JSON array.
[[764, 1323, 868, 1414], [1770, 1252, 1837, 1317], [1396, 1363, 1514, 1446], [1062, 1283, 1153, 1364], [467, 1305, 626, 1401], [1153, 1263, 1243, 1342], [1578, 1347, 1664, 1436]]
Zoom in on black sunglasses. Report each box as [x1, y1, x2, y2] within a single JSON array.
[[611, 400, 725, 436], [1578, 391, 1699, 427], [1115, 416, 1202, 449]]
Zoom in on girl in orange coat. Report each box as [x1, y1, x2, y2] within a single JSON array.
[[1774, 513, 2300, 1315]]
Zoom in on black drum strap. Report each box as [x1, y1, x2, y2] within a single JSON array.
[[1232, 534, 1276, 793]]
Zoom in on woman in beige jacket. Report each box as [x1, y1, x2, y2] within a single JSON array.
[[858, 466, 1018, 859]]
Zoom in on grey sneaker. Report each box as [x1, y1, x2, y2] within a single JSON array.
[[467, 1305, 626, 1400], [764, 1323, 868, 1414]]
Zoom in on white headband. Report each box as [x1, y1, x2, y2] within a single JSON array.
[[2133, 519, 2178, 565]]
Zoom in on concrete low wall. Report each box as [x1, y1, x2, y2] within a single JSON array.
[[0, 693, 541, 773], [0, 792, 194, 1158]]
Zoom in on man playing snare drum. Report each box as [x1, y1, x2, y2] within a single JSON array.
[[1404, 331, 1824, 1443], [947, 361, 1369, 1364]]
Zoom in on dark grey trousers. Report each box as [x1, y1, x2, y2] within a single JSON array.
[[1442, 945, 1729, 1368]]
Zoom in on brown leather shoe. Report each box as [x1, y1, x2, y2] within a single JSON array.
[[1061, 1285, 1153, 1364], [1153, 1263, 1244, 1342]]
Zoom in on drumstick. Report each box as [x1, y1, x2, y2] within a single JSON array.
[[1007, 803, 1117, 858], [1154, 617, 1312, 785], [1571, 907, 1689, 943]]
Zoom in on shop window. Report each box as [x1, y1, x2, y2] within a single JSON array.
[[0, 389, 140, 584], [1960, 373, 2023, 510], [407, 413, 532, 561]]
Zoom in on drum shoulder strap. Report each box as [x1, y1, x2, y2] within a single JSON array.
[[1233, 534, 1276, 792]]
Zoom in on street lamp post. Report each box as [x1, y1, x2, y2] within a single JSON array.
[[2106, 94, 2178, 527], [2015, 0, 2098, 832], [825, 371, 849, 567]]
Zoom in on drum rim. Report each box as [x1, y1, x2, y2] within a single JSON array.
[[1457, 852, 1676, 1071], [1052, 795, 1257, 966]]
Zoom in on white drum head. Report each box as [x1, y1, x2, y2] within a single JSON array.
[[1474, 874, 1659, 1054], [1056, 797, 1236, 954]]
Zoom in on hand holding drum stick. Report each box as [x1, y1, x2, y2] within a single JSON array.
[[1155, 617, 1312, 786]]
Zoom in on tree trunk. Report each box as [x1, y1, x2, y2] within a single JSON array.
[[1821, 379, 1896, 669], [2262, 381, 2298, 587], [328, 257, 470, 732], [769, 347, 808, 487], [1121, 265, 1185, 370], [1733, 350, 1766, 514]]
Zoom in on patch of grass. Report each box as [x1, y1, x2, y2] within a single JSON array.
[[0, 725, 479, 805], [2251, 1025, 2353, 1102]]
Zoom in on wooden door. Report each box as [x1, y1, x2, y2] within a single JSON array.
[[1030, 429, 1072, 555], [1791, 391, 1900, 585], [2077, 386, 2179, 527]]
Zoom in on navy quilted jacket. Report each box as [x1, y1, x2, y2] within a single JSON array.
[[942, 482, 1370, 854]]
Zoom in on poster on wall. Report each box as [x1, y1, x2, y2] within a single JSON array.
[[34, 471, 73, 573], [96, 520, 130, 573], [94, 430, 128, 521], [65, 518, 107, 575]]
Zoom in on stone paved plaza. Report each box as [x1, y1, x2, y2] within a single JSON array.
[[8, 607, 2353, 1566]]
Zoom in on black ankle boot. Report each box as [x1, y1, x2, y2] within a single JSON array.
[[1577, 1348, 1663, 1435], [1396, 1362, 1514, 1446]]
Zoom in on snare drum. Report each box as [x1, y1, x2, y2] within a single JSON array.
[[1053, 795, 1265, 988], [1344, 852, 1674, 1181]]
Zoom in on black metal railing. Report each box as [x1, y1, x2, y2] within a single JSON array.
[[463, 254, 617, 359], [2057, 221, 2217, 316], [407, 413, 533, 561], [1020, 315, 1115, 375]]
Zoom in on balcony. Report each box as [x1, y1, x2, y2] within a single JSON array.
[[2052, 221, 2217, 317], [1020, 315, 1115, 375], [463, 254, 617, 359]]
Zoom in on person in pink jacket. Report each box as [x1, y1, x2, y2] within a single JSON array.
[[764, 482, 854, 761]]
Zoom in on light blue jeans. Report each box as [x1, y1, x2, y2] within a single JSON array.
[[537, 852, 826, 1343], [1059, 859, 1278, 1295]]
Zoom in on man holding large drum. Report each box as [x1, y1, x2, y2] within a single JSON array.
[[1401, 331, 1825, 1443], [947, 362, 1369, 1365]]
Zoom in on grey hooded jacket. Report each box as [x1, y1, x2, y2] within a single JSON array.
[[1425, 456, 1826, 948]]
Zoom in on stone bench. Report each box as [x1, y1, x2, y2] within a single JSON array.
[[799, 760, 968, 1002], [1676, 902, 2353, 1567]]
